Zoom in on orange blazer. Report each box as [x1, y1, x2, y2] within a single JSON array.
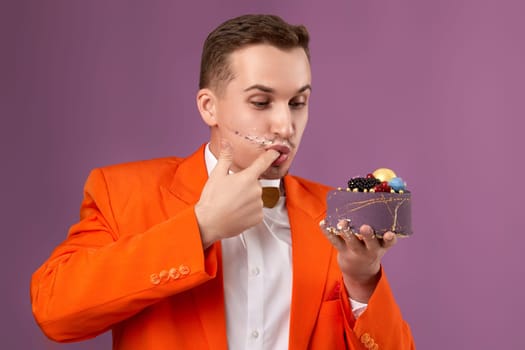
[[31, 145, 414, 349]]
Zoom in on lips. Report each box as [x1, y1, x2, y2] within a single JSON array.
[[267, 145, 291, 167], [271, 153, 289, 167]]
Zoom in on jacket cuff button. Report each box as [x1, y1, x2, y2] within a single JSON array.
[[179, 264, 191, 276], [169, 267, 181, 280], [150, 273, 161, 285]]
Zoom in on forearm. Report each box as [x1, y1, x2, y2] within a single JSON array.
[[340, 267, 415, 349], [31, 206, 218, 342]]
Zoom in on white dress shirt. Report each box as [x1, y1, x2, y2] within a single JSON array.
[[204, 144, 366, 350]]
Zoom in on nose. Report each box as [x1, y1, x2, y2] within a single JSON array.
[[270, 104, 294, 139]]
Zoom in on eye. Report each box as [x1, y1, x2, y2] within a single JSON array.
[[289, 98, 307, 109], [251, 100, 270, 109]]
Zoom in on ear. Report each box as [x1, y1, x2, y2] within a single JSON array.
[[196, 88, 218, 127]]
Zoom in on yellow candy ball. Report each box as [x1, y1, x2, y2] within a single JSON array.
[[372, 168, 397, 182]]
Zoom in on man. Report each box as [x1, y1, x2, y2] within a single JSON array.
[[31, 14, 414, 349]]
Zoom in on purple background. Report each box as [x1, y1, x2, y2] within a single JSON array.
[[2, 0, 524, 348]]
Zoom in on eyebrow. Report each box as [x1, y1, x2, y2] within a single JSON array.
[[243, 84, 312, 94]]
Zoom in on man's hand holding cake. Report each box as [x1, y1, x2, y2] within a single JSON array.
[[320, 168, 412, 303]]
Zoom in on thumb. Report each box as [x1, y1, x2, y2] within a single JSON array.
[[211, 139, 234, 176]]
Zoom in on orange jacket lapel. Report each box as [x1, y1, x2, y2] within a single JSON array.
[[284, 176, 334, 349], [161, 144, 208, 213]]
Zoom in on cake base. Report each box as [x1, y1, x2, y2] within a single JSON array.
[[325, 190, 412, 238]]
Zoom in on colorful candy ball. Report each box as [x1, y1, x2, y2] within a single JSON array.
[[372, 168, 397, 182], [388, 177, 406, 191]]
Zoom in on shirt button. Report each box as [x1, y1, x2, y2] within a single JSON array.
[[251, 330, 259, 339], [250, 267, 260, 276]]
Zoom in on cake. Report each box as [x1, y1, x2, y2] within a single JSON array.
[[324, 168, 412, 238]]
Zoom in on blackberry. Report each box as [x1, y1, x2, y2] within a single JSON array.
[[347, 177, 381, 191]]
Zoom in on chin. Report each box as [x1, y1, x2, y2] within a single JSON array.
[[261, 166, 289, 179]]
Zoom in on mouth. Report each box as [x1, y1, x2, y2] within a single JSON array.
[[267, 145, 291, 167]]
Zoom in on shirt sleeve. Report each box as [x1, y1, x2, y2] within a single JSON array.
[[349, 298, 368, 318]]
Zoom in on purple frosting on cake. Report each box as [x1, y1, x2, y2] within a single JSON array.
[[325, 190, 412, 237]]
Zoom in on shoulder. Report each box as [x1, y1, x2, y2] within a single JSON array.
[[86, 156, 185, 190], [285, 174, 333, 200], [101, 156, 183, 176]]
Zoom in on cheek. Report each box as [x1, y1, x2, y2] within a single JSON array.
[[230, 141, 264, 171], [292, 114, 308, 139], [233, 118, 269, 137], [217, 105, 267, 136]]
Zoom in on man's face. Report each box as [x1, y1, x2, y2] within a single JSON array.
[[202, 44, 311, 179]]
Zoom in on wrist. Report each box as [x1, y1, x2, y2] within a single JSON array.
[[194, 204, 215, 249], [342, 268, 381, 303]]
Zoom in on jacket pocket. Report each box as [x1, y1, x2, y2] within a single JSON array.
[[309, 299, 347, 349]]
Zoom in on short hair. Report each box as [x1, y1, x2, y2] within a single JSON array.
[[199, 14, 310, 93]]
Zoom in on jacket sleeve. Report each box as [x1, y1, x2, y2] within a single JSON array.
[[30, 168, 217, 342], [340, 267, 416, 349]]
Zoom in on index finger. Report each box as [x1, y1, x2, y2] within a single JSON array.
[[245, 149, 280, 178]]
